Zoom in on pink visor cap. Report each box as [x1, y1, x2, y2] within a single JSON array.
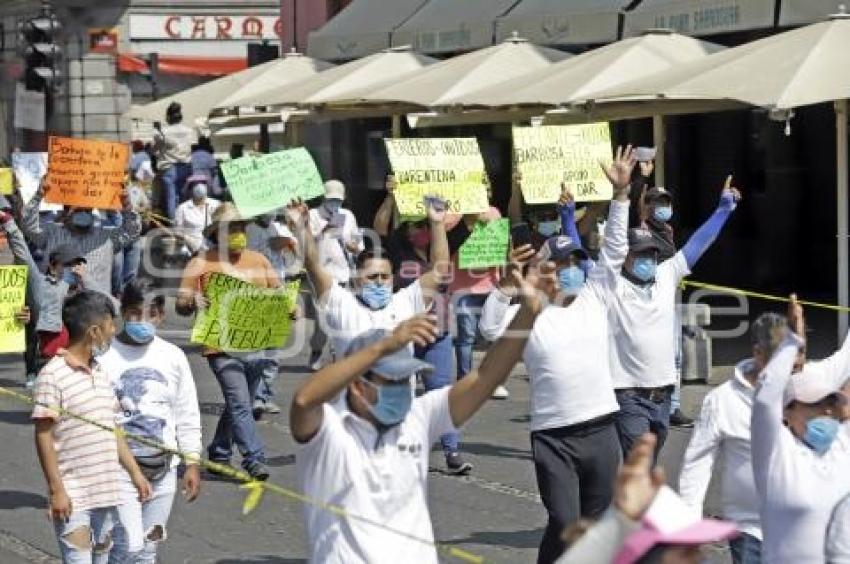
[[614, 486, 738, 564]]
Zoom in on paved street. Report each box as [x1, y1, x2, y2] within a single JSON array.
[[0, 296, 738, 564]]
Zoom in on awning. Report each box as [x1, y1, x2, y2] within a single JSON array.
[[306, 0, 428, 61], [495, 0, 628, 46], [779, 0, 843, 27], [622, 0, 776, 38], [391, 0, 519, 54], [118, 54, 247, 76]]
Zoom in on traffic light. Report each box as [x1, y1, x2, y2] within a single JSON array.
[[18, 3, 61, 90]]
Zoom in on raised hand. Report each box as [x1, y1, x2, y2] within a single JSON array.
[[425, 195, 447, 224], [639, 159, 655, 179], [557, 184, 575, 210], [385, 174, 397, 193], [788, 293, 805, 340], [500, 244, 536, 290], [505, 259, 543, 315], [600, 144, 637, 197], [284, 198, 310, 231], [389, 314, 439, 349], [614, 433, 666, 521], [719, 175, 742, 211]]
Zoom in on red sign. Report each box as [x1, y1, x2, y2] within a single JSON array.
[[130, 15, 282, 41]]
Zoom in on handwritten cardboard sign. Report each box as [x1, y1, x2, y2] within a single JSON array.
[[191, 273, 297, 352], [0, 168, 12, 195], [0, 266, 28, 353], [458, 218, 510, 269], [384, 138, 489, 216], [513, 123, 613, 203], [221, 148, 324, 219], [45, 136, 128, 210]]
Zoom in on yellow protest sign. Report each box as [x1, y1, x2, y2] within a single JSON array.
[[0, 168, 13, 195], [0, 266, 28, 353], [191, 273, 297, 352], [512, 123, 613, 203], [385, 138, 489, 216]]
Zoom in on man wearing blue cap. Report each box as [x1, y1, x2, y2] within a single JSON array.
[[289, 260, 542, 564]]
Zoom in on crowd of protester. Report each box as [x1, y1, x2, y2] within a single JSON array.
[[1, 110, 849, 564]]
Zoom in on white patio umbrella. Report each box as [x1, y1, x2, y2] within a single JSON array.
[[127, 50, 333, 127], [591, 11, 850, 336], [213, 46, 438, 112]]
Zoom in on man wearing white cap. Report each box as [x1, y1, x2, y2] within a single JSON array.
[[307, 179, 363, 369], [751, 297, 850, 564]]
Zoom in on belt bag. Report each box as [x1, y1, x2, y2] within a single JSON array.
[[134, 452, 173, 482]]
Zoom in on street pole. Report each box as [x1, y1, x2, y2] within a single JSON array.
[[652, 114, 665, 187], [836, 99, 848, 340]]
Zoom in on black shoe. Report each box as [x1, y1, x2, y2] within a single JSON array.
[[206, 460, 236, 478], [445, 452, 473, 476], [670, 408, 694, 428], [246, 460, 270, 481]]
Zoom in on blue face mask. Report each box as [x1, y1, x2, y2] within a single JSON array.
[[70, 211, 94, 229], [62, 269, 81, 286], [803, 416, 841, 455], [631, 256, 657, 283], [653, 205, 673, 223], [558, 265, 585, 296], [536, 220, 560, 238], [123, 321, 156, 345], [323, 199, 342, 215], [359, 282, 392, 310], [362, 377, 412, 427]]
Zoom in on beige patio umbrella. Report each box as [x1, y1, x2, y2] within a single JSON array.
[[127, 50, 334, 127], [213, 46, 438, 112], [591, 11, 850, 336], [408, 30, 726, 184], [343, 34, 570, 111]]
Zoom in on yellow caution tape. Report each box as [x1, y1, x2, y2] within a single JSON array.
[[0, 385, 485, 563], [680, 280, 850, 313]]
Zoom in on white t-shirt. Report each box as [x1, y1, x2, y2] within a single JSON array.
[[478, 200, 629, 432], [828, 494, 850, 563], [609, 251, 690, 389], [174, 198, 221, 252], [321, 281, 425, 358], [309, 207, 362, 284], [678, 359, 761, 539], [297, 388, 457, 564], [99, 337, 202, 497], [246, 221, 301, 280], [752, 340, 850, 564]]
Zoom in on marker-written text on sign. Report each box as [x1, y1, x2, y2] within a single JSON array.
[[45, 136, 128, 210], [0, 266, 28, 353]]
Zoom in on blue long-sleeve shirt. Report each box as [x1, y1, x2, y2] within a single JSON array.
[[681, 191, 737, 269], [559, 202, 593, 271]]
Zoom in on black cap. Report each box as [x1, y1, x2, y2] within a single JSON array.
[[628, 228, 662, 254], [49, 244, 86, 266], [536, 235, 588, 263], [644, 186, 673, 205]]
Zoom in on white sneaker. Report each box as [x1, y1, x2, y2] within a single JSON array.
[[491, 385, 509, 400]]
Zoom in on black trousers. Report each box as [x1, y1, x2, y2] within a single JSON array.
[[531, 415, 622, 564]]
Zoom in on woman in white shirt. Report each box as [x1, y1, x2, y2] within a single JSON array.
[[99, 277, 202, 563], [173, 175, 221, 254]]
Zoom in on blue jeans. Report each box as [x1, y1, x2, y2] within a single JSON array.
[[160, 163, 191, 219], [254, 358, 279, 404], [52, 506, 117, 564], [729, 532, 762, 564], [416, 332, 458, 454], [453, 293, 488, 379], [613, 388, 672, 460], [207, 355, 266, 468], [110, 470, 176, 564], [112, 240, 141, 295]]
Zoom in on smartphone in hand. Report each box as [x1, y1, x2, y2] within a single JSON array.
[[635, 147, 656, 162], [510, 222, 533, 249]]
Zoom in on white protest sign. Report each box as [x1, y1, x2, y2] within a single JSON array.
[[12, 152, 61, 212]]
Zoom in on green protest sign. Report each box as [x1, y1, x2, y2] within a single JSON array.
[[512, 123, 613, 203], [191, 273, 297, 352], [458, 218, 510, 269], [221, 147, 324, 218], [0, 266, 28, 353]]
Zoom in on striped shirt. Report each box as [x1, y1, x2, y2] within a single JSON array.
[[31, 351, 123, 511]]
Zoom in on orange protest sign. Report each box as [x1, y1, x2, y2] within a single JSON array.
[[45, 136, 128, 210]]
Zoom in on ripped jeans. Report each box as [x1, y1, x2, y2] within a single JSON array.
[[109, 470, 177, 564], [52, 506, 117, 564]]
